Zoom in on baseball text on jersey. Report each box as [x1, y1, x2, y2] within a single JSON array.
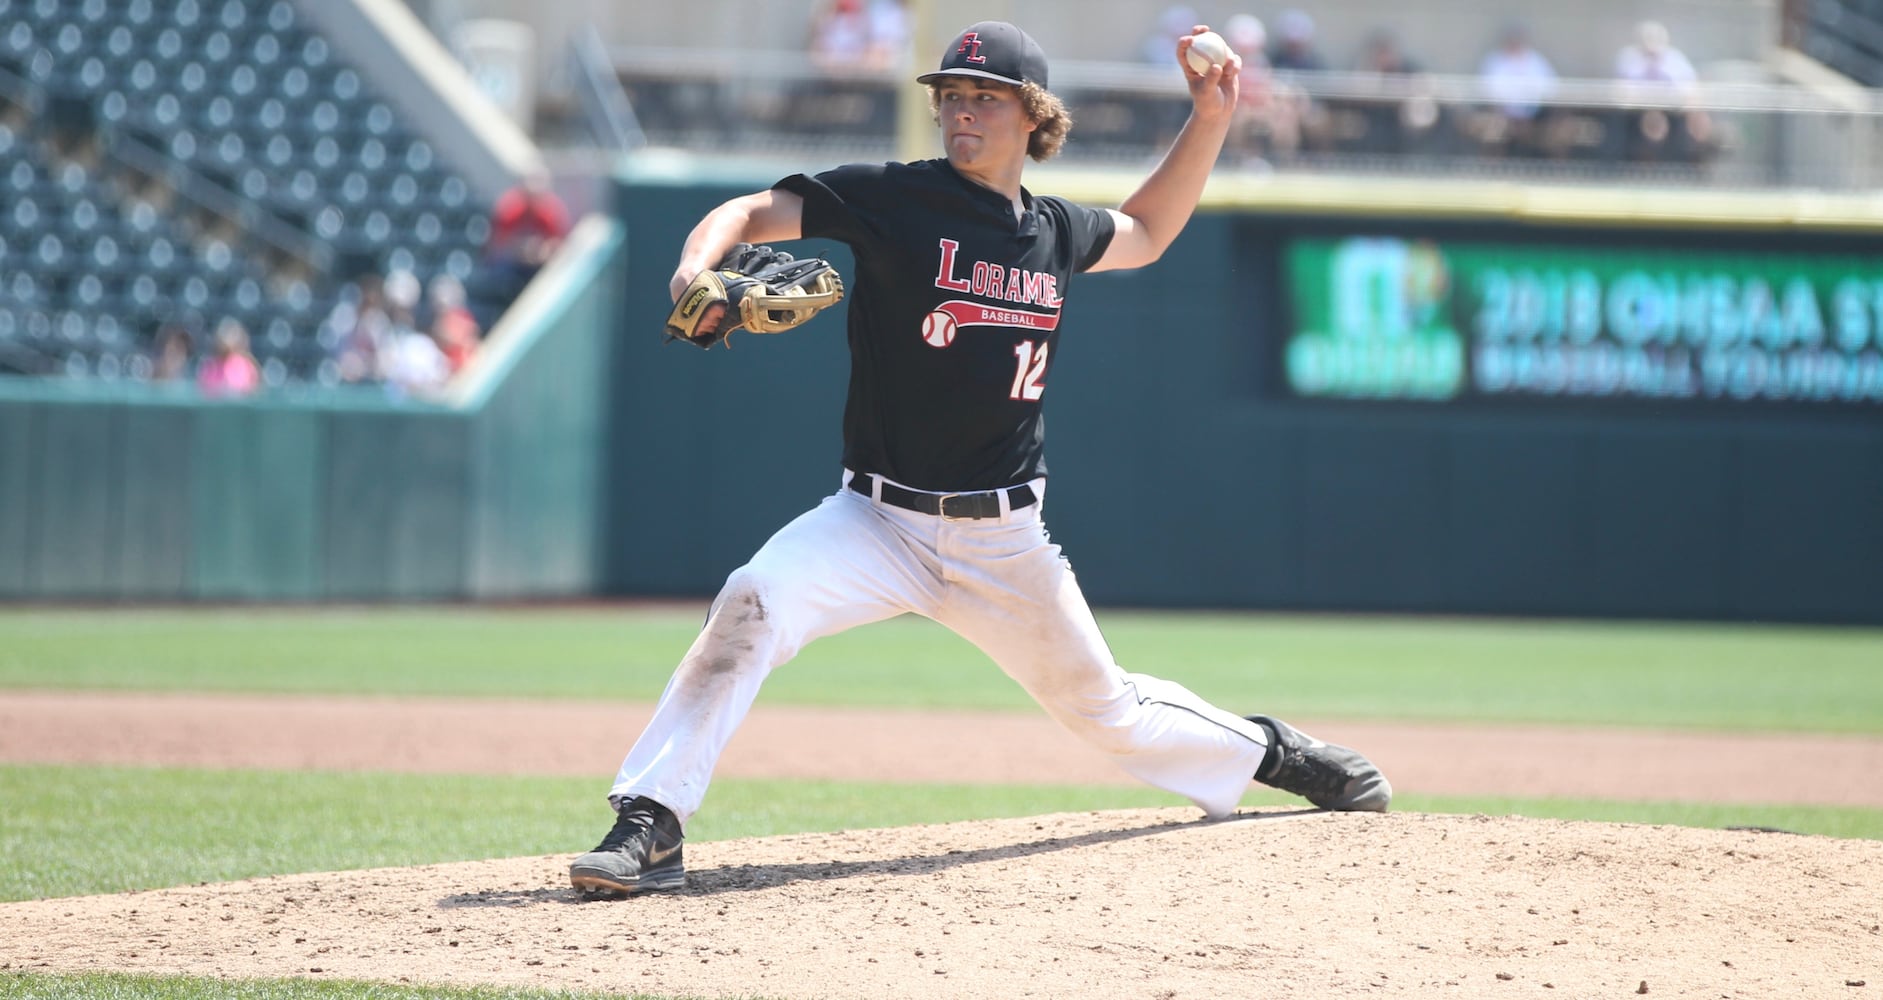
[[932, 299, 1060, 332]]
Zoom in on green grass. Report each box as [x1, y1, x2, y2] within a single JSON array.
[[0, 972, 741, 1000], [1, 607, 1880, 732], [2, 764, 1876, 905], [0, 764, 1181, 903]]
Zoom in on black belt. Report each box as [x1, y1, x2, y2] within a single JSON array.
[[849, 474, 1037, 520]]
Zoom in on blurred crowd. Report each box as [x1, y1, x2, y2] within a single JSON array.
[[1137, 7, 1719, 169], [133, 168, 570, 400], [807, 0, 910, 74], [144, 267, 481, 400], [319, 268, 481, 396], [597, 2, 1749, 183]]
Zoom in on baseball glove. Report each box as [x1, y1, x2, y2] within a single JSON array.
[[664, 243, 845, 349]]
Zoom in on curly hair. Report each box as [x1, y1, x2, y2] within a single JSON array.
[[928, 81, 1073, 162]]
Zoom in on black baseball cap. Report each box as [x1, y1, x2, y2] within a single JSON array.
[[917, 21, 1049, 90]]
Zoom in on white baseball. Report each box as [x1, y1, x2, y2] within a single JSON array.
[[921, 310, 957, 348], [1184, 30, 1230, 75]]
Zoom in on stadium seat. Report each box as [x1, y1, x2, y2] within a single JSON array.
[[228, 64, 258, 99], [51, 23, 84, 59], [178, 62, 210, 98], [1, 19, 31, 55], [310, 137, 341, 170], [255, 98, 288, 131], [89, 234, 119, 269], [101, 25, 135, 62], [249, 32, 281, 67], [7, 165, 36, 197], [34, 234, 65, 270], [367, 104, 398, 137], [97, 89, 128, 123], [73, 273, 104, 307], [172, 0, 205, 33], [300, 35, 331, 69], [9, 273, 41, 304], [124, 0, 156, 29], [202, 31, 234, 65]]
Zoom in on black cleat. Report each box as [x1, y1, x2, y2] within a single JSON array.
[[1247, 715, 1392, 812], [569, 795, 686, 898]]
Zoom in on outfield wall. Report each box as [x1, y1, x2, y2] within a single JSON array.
[[3, 175, 1876, 623], [605, 174, 1883, 625], [0, 217, 624, 602]]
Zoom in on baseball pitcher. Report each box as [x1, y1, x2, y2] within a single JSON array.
[[571, 20, 1391, 899]]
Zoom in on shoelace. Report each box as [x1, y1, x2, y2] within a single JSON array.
[[594, 806, 658, 853]]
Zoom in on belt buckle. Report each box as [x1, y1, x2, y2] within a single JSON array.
[[937, 493, 966, 521]]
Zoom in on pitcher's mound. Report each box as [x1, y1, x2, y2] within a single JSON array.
[[3, 808, 1878, 999]]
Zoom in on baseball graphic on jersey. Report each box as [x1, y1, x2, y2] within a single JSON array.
[[921, 309, 958, 348]]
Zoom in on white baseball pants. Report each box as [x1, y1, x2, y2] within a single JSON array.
[[611, 471, 1270, 826]]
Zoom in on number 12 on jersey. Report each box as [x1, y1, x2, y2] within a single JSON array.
[[1010, 340, 1049, 401]]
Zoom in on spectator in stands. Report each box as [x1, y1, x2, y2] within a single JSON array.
[[196, 318, 259, 398], [1223, 14, 1272, 155], [490, 168, 570, 263], [1617, 20, 1697, 86], [385, 270, 422, 324], [427, 273, 480, 375], [1135, 6, 1205, 149], [1265, 9, 1332, 154], [1614, 20, 1716, 164], [149, 321, 194, 383], [1350, 28, 1444, 156], [1226, 15, 1271, 81], [1268, 10, 1327, 72], [800, 0, 909, 137], [866, 0, 911, 70], [1358, 28, 1423, 79], [470, 170, 552, 332], [329, 273, 393, 383], [809, 0, 880, 74], [1222, 14, 1300, 168], [381, 270, 450, 396], [485, 168, 564, 284], [1476, 21, 1558, 157]]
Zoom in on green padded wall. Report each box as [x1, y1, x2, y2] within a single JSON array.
[[0, 218, 625, 602]]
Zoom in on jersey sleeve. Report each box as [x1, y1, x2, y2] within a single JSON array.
[[773, 163, 891, 249], [1039, 196, 1117, 273]]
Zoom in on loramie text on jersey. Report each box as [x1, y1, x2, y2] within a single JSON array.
[[934, 238, 1064, 307]]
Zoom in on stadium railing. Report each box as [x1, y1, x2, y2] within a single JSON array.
[[609, 47, 1883, 192]]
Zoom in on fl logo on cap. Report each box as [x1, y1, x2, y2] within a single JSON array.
[[957, 32, 986, 63]]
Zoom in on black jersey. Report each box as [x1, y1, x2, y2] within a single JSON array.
[[775, 159, 1115, 492]]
